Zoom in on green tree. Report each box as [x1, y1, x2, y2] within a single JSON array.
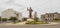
[[0, 17, 1, 23], [2, 18, 7, 22], [9, 17, 18, 23], [34, 17, 39, 22], [22, 18, 27, 21], [53, 18, 60, 21], [0, 17, 1, 21]]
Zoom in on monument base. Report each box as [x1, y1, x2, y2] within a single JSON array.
[[27, 19, 34, 21]]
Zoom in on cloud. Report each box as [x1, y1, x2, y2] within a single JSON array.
[[0, 0, 60, 17]]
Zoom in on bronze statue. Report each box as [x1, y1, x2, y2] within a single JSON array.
[[27, 7, 33, 19]]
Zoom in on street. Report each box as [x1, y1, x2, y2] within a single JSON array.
[[0, 23, 60, 28]]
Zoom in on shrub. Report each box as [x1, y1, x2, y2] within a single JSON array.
[[9, 17, 18, 23], [2, 18, 8, 22], [26, 21, 48, 24], [0, 17, 1, 21], [22, 18, 27, 21], [34, 17, 39, 22], [26, 21, 35, 24], [53, 18, 60, 22]]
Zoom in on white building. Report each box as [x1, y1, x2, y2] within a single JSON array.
[[1, 8, 22, 21]]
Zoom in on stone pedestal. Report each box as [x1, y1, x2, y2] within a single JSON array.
[[27, 19, 34, 21]]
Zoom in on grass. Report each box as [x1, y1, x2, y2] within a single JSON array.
[[26, 21, 48, 24]]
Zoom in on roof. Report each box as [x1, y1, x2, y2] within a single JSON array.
[[2, 8, 21, 13]]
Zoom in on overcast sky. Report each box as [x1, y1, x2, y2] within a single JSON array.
[[0, 0, 60, 17]]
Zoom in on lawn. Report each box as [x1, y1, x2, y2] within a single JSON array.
[[26, 21, 48, 24]]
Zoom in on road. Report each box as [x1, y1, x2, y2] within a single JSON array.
[[0, 23, 60, 28]]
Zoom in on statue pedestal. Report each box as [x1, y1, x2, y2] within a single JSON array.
[[27, 19, 34, 21]]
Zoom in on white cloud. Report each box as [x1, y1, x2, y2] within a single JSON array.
[[0, 0, 60, 17]]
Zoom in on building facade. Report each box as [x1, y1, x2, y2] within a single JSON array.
[[1, 9, 22, 21], [41, 12, 60, 21], [34, 11, 37, 18]]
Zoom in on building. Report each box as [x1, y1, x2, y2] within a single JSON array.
[[1, 8, 22, 21], [41, 12, 60, 21], [34, 11, 37, 18]]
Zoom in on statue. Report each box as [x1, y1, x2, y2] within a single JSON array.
[[27, 7, 33, 19]]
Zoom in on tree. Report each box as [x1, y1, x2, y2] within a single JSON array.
[[0, 17, 1, 23], [0, 17, 1, 21], [2, 18, 7, 22], [34, 17, 39, 22], [9, 17, 18, 23], [22, 18, 27, 21], [53, 18, 60, 21]]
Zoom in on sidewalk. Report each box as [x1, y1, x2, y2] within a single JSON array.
[[6, 21, 26, 25]]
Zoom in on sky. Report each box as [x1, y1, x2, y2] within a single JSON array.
[[0, 0, 60, 17]]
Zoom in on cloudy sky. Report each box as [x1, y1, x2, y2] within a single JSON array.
[[0, 0, 60, 17]]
